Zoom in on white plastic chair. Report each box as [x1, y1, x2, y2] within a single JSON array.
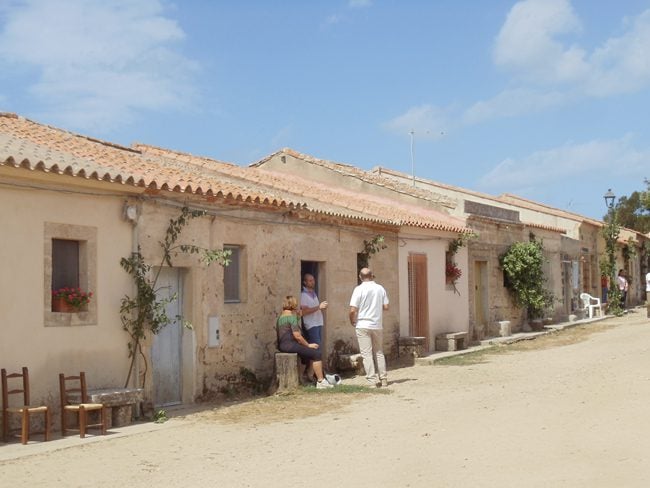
[[580, 293, 602, 318]]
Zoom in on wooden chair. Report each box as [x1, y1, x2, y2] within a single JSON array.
[[1, 367, 51, 444], [59, 372, 107, 438]]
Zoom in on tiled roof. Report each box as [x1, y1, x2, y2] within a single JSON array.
[[374, 165, 609, 228], [0, 113, 468, 233], [0, 112, 306, 207], [522, 221, 567, 234], [253, 148, 458, 209], [139, 144, 469, 233]]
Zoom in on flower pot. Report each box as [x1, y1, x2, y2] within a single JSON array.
[[52, 296, 75, 313]]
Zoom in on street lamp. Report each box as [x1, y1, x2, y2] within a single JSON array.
[[604, 189, 616, 209]]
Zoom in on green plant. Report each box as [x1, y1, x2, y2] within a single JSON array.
[[52, 287, 93, 309], [500, 239, 554, 320], [447, 232, 477, 256], [120, 206, 231, 388], [357, 235, 387, 272], [602, 209, 624, 316], [152, 409, 168, 423]]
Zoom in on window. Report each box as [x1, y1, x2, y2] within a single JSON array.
[[52, 239, 80, 290], [44, 223, 97, 326], [224, 245, 241, 303]]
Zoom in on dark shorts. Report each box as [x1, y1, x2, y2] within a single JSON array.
[[279, 340, 322, 362], [303, 326, 322, 348]]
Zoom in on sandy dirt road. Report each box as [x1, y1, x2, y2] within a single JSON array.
[[2, 310, 650, 487]]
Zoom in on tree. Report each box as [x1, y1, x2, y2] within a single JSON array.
[[605, 185, 650, 234], [642, 179, 650, 212]]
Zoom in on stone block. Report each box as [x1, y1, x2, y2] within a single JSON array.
[[497, 320, 511, 337], [275, 352, 300, 392], [398, 336, 427, 358], [111, 405, 133, 427], [435, 332, 468, 352]]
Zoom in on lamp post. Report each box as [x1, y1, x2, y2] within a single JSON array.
[[602, 189, 622, 315]]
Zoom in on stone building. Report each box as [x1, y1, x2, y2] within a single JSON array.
[[0, 113, 467, 420]]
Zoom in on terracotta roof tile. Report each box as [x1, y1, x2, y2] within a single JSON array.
[[0, 113, 309, 208], [139, 144, 469, 233], [253, 148, 458, 209], [0, 113, 468, 232]]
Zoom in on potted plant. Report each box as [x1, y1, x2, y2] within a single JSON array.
[[52, 287, 93, 312]]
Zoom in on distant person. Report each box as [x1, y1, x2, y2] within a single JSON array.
[[300, 273, 328, 382], [617, 269, 629, 309], [276, 296, 332, 389], [349, 267, 389, 388], [601, 274, 608, 303], [645, 270, 650, 318]]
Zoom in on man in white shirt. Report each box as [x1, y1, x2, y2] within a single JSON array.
[[617, 269, 629, 309], [349, 268, 389, 388]]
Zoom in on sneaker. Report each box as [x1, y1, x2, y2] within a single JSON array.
[[316, 379, 333, 389], [381, 379, 389, 387]]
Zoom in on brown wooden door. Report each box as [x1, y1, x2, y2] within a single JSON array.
[[408, 253, 430, 349]]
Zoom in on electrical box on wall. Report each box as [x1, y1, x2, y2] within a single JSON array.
[[208, 316, 220, 347]]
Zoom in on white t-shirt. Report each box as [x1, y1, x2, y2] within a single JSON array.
[[349, 280, 389, 330], [646, 272, 650, 292]]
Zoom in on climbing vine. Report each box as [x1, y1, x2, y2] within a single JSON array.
[[601, 213, 623, 316], [445, 232, 476, 294], [120, 207, 231, 388]]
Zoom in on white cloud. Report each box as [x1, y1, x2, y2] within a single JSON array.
[[494, 0, 590, 85], [478, 136, 650, 191], [0, 0, 197, 132], [462, 88, 570, 125], [586, 10, 650, 96], [387, 3, 650, 134], [383, 104, 452, 140]]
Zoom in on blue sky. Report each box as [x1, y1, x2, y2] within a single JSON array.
[[1, 0, 649, 220]]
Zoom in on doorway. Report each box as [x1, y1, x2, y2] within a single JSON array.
[[407, 253, 430, 349], [152, 267, 183, 407], [473, 260, 488, 340], [300, 260, 326, 347]]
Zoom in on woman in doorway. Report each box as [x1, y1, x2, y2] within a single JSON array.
[[276, 296, 332, 389]]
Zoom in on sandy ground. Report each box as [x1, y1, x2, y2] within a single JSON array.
[[2, 309, 650, 487]]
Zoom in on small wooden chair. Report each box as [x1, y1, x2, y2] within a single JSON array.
[[1, 367, 51, 444], [59, 372, 107, 438]]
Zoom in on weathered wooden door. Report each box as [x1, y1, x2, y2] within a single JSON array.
[[152, 267, 182, 407]]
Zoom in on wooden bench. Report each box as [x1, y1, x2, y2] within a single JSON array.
[[435, 332, 468, 352], [69, 387, 143, 428]]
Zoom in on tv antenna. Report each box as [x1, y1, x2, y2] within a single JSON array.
[[409, 130, 415, 186]]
